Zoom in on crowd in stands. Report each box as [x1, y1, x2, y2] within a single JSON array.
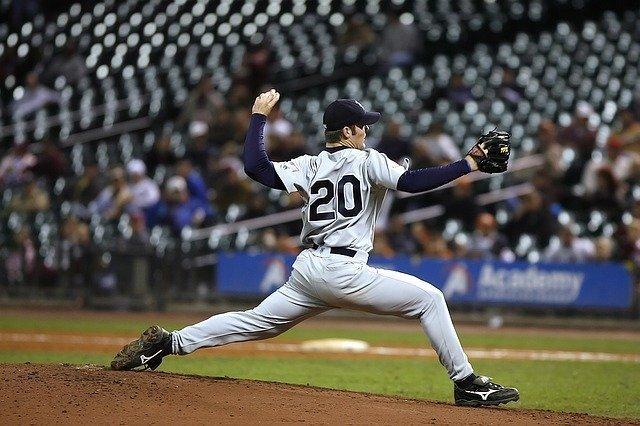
[[2, 3, 640, 293], [373, 99, 640, 265]]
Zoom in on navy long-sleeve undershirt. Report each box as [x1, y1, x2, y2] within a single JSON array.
[[396, 159, 471, 193], [242, 113, 286, 190], [242, 113, 472, 193]]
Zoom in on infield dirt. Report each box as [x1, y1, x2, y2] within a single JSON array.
[[1, 363, 636, 425]]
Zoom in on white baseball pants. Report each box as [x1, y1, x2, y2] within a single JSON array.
[[172, 247, 474, 381]]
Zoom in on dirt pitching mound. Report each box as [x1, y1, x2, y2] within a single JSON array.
[[0, 363, 634, 425]]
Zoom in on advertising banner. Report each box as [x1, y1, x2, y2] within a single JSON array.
[[217, 252, 633, 309]]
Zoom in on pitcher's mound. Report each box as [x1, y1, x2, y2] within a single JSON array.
[[0, 363, 631, 425]]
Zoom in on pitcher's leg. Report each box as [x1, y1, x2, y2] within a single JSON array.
[[333, 266, 473, 381], [173, 277, 329, 354]]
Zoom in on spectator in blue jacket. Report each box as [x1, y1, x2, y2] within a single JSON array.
[[175, 159, 209, 203], [165, 176, 215, 235]]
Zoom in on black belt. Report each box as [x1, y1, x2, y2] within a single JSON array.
[[312, 244, 357, 258]]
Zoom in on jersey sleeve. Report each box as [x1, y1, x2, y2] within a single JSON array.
[[272, 155, 312, 194], [366, 149, 407, 190]]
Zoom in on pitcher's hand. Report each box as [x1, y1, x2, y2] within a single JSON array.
[[252, 89, 281, 116]]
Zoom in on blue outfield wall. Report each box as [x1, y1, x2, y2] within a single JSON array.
[[216, 252, 634, 310]]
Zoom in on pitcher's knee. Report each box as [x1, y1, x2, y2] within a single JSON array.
[[419, 287, 447, 316], [432, 287, 446, 304]]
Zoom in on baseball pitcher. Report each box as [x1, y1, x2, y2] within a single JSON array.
[[112, 89, 518, 407]]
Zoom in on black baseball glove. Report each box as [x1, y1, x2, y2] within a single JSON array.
[[466, 128, 511, 173]]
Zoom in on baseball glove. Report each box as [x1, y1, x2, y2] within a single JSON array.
[[466, 128, 511, 173]]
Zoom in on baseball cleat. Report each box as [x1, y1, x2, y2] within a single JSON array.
[[111, 325, 172, 371], [454, 375, 519, 407]]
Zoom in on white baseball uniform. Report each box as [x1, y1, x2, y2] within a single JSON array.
[[172, 147, 473, 381]]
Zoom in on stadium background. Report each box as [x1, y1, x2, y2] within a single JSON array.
[[1, 0, 640, 423]]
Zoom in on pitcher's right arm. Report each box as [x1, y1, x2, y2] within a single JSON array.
[[242, 90, 286, 191]]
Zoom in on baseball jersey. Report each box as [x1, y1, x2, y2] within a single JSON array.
[[273, 148, 407, 252]]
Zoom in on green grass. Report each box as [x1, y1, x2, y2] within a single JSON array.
[[1, 312, 639, 418], [278, 327, 640, 354], [1, 313, 639, 354], [1, 350, 639, 419]]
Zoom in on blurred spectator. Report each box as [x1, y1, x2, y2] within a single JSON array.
[[560, 101, 597, 152], [378, 11, 421, 69], [505, 190, 557, 248], [259, 228, 278, 252], [90, 167, 134, 221], [594, 236, 615, 262], [0, 142, 37, 187], [186, 121, 211, 171], [538, 119, 560, 148], [94, 253, 117, 295], [497, 68, 523, 105], [274, 230, 301, 254], [126, 159, 161, 225], [120, 213, 150, 248], [559, 101, 597, 183], [58, 217, 94, 292], [583, 137, 640, 195], [207, 142, 244, 180], [410, 222, 432, 255], [5, 226, 38, 288], [210, 164, 253, 214], [232, 107, 253, 139], [178, 75, 224, 127], [243, 193, 271, 220], [208, 107, 238, 147], [585, 166, 624, 218], [71, 163, 102, 214], [373, 230, 396, 258], [613, 109, 640, 148], [9, 178, 50, 213], [236, 40, 275, 93], [543, 226, 595, 263], [59, 217, 90, 249], [447, 74, 474, 109], [30, 138, 68, 181], [227, 83, 253, 110], [614, 215, 640, 263], [258, 228, 298, 254], [468, 213, 512, 260], [337, 14, 376, 54], [164, 176, 215, 234], [425, 234, 452, 259], [386, 216, 417, 254], [411, 222, 452, 259], [442, 177, 480, 231], [269, 131, 307, 162], [375, 119, 411, 161], [176, 159, 209, 203], [537, 119, 565, 180], [10, 72, 61, 120], [530, 173, 560, 210], [264, 105, 294, 148], [412, 122, 461, 166], [145, 134, 178, 176], [452, 236, 470, 259], [43, 41, 87, 85]]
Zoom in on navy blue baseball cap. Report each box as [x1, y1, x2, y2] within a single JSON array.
[[323, 99, 381, 131]]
